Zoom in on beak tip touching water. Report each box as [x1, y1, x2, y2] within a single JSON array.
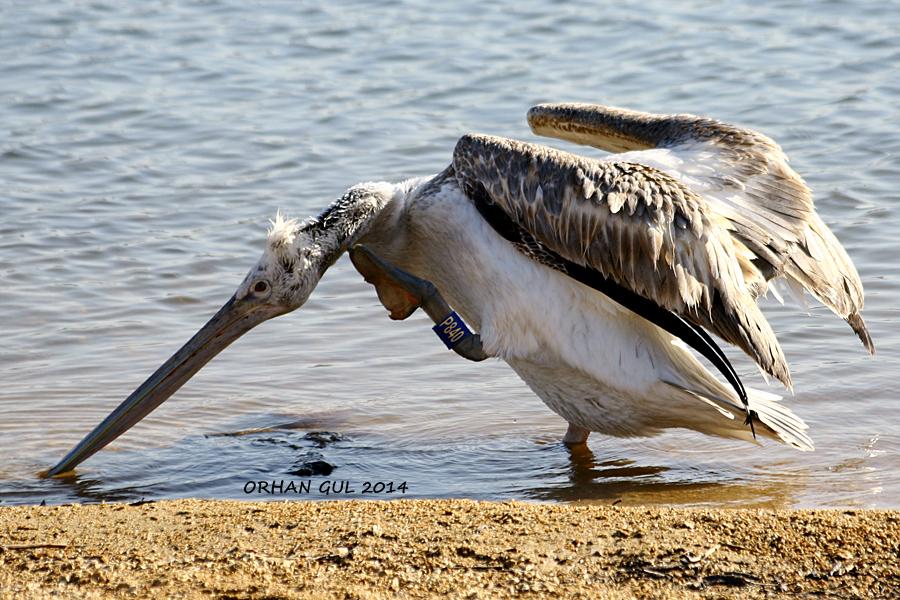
[[41, 466, 72, 479]]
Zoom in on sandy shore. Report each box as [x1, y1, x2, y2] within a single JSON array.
[[0, 499, 897, 599]]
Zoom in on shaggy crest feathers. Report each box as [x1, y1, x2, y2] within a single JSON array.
[[266, 211, 304, 259]]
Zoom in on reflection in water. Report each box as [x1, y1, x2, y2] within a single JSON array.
[[41, 473, 153, 506], [523, 443, 800, 509], [0, 468, 164, 506]]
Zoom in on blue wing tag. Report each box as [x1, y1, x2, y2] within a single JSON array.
[[432, 311, 474, 349]]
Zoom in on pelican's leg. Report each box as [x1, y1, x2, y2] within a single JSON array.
[[563, 423, 590, 446], [349, 245, 489, 362]]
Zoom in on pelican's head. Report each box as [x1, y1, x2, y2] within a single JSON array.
[[236, 211, 326, 315], [44, 191, 388, 477], [45, 183, 399, 476]]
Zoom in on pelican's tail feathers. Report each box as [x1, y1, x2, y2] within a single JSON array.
[[745, 387, 814, 451], [663, 380, 813, 451]]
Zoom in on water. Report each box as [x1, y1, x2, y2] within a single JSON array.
[[1, 0, 898, 508]]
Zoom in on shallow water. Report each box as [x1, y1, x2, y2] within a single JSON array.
[[1, 0, 898, 508]]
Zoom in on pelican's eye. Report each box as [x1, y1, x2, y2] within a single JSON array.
[[253, 280, 270, 295]]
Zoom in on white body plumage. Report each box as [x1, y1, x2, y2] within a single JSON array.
[[362, 177, 811, 449]]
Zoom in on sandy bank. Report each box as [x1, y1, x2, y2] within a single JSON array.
[[1, 499, 897, 598]]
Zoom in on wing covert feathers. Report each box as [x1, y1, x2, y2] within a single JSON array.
[[527, 103, 872, 354], [453, 133, 792, 387]]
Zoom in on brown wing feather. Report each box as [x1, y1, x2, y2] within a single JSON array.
[[453, 133, 792, 387], [527, 103, 873, 353]]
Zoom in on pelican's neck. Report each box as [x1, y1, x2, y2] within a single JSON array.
[[301, 182, 398, 271], [300, 182, 418, 276], [290, 176, 431, 281]]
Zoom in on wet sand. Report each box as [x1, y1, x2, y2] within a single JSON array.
[[1, 499, 897, 598]]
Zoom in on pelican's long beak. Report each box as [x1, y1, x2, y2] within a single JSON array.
[[45, 295, 282, 477]]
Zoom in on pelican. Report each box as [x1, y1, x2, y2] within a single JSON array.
[[47, 103, 873, 476]]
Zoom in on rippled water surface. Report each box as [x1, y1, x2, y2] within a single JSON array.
[[2, 1, 899, 507]]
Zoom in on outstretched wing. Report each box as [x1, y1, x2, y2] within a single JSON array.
[[527, 103, 873, 353], [452, 134, 792, 389]]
